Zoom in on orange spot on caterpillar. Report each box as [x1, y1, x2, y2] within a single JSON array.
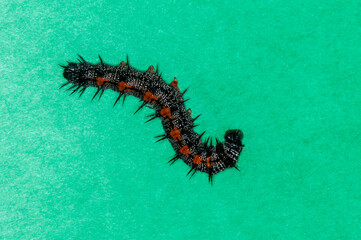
[[179, 145, 191, 157], [169, 128, 181, 141], [143, 91, 158, 102], [160, 107, 172, 119], [96, 77, 109, 86], [118, 81, 132, 91], [146, 65, 155, 73], [169, 77, 180, 92], [206, 157, 213, 168], [187, 108, 191, 115], [193, 155, 202, 165]]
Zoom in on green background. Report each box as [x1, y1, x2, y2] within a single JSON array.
[[1, 0, 361, 239]]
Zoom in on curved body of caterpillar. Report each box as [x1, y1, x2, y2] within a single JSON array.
[[61, 55, 244, 183]]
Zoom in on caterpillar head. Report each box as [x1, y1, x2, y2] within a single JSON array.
[[62, 62, 89, 85], [62, 56, 106, 86], [222, 129, 244, 168], [225, 129, 243, 147]]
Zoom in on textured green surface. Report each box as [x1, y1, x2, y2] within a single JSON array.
[[1, 0, 361, 239]]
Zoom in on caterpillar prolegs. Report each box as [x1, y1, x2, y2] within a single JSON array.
[[60, 55, 244, 183]]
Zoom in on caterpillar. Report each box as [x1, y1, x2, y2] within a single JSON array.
[[60, 55, 244, 183]]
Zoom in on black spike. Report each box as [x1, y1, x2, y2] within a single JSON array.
[[59, 82, 70, 89], [59, 64, 67, 68], [70, 85, 82, 95], [122, 95, 127, 105], [155, 65, 159, 74], [215, 138, 220, 145], [197, 131, 206, 141], [92, 88, 101, 101], [77, 54, 86, 63], [187, 166, 196, 176], [154, 134, 166, 139], [66, 84, 76, 91], [113, 93, 123, 107], [145, 115, 158, 123], [78, 87, 86, 98], [168, 155, 180, 165], [158, 72, 162, 80], [98, 55, 104, 65], [134, 102, 147, 115], [181, 87, 189, 96], [126, 54, 129, 65], [182, 98, 190, 104], [189, 168, 197, 179], [193, 124, 199, 128], [208, 173, 213, 185], [98, 89, 105, 100], [193, 114, 201, 122], [155, 136, 167, 143], [205, 137, 211, 145], [234, 165, 240, 172]]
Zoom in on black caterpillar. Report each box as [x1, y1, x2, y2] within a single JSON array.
[[60, 55, 244, 183]]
